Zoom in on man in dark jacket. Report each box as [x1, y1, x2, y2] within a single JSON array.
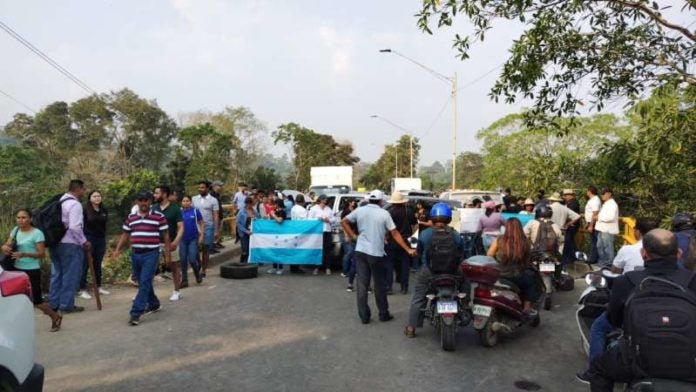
[[672, 212, 696, 269], [588, 229, 696, 391]]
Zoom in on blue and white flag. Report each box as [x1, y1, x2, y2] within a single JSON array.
[[249, 219, 323, 265]]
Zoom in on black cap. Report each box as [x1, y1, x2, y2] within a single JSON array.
[[317, 194, 328, 201], [601, 187, 613, 194], [136, 190, 153, 201]]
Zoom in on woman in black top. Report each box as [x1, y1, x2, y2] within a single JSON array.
[[80, 190, 109, 297]]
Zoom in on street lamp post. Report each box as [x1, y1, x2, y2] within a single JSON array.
[[379, 48, 458, 190], [370, 114, 414, 178]]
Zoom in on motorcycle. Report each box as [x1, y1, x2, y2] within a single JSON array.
[[575, 252, 696, 391], [531, 251, 560, 310], [460, 255, 540, 347], [423, 274, 469, 351]]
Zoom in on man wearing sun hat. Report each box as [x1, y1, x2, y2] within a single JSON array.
[[385, 191, 416, 294], [547, 192, 581, 260], [342, 190, 417, 324]]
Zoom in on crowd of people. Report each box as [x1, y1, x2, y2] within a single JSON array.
[[3, 179, 696, 390]]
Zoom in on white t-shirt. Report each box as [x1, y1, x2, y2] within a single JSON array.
[[596, 198, 619, 235], [613, 240, 644, 273], [192, 194, 220, 226], [585, 195, 601, 224], [290, 205, 308, 220], [308, 205, 334, 232]]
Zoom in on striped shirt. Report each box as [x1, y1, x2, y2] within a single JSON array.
[[122, 211, 169, 251]]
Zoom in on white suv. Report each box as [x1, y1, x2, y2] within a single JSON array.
[[0, 266, 44, 391]]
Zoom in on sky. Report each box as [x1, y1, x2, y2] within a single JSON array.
[[0, 0, 663, 165]]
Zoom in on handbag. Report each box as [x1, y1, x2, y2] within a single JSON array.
[[0, 228, 19, 270]]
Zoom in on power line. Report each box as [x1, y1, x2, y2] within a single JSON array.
[[457, 62, 504, 92], [418, 95, 452, 139], [0, 20, 96, 95], [0, 88, 36, 113]]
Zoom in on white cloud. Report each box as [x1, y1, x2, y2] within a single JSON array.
[[317, 26, 354, 75]]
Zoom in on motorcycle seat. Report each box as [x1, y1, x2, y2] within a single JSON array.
[[496, 278, 521, 294]]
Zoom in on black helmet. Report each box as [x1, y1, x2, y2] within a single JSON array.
[[672, 212, 694, 231], [535, 205, 552, 220]]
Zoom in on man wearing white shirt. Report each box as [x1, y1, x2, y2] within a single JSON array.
[[308, 194, 336, 275], [290, 194, 309, 220], [584, 186, 602, 263], [595, 188, 620, 267], [611, 218, 658, 274]]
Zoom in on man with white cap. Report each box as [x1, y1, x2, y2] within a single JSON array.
[[342, 190, 417, 324]]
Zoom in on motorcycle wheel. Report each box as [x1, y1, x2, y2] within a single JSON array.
[[543, 295, 552, 311], [529, 313, 541, 328], [478, 313, 499, 348], [440, 317, 457, 351]]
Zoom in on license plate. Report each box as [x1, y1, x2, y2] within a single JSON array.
[[473, 304, 492, 317], [436, 301, 458, 314], [540, 263, 555, 272]]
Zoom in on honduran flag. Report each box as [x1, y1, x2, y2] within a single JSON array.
[[249, 219, 324, 265]]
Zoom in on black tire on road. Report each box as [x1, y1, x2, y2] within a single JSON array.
[[220, 262, 258, 279], [479, 312, 499, 348], [529, 314, 541, 328], [440, 316, 457, 351]]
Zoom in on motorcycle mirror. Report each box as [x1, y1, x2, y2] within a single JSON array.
[[575, 251, 588, 261]]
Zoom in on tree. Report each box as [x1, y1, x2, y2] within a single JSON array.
[[361, 135, 422, 190], [591, 84, 696, 219], [417, 1, 696, 128], [248, 166, 283, 191], [454, 152, 484, 189], [177, 123, 237, 190], [107, 88, 177, 171], [273, 123, 359, 190], [476, 113, 630, 197]]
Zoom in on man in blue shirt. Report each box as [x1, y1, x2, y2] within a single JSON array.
[[342, 190, 416, 324], [404, 203, 463, 338]]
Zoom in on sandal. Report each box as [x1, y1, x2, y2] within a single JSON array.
[[404, 326, 416, 338], [50, 313, 63, 332]]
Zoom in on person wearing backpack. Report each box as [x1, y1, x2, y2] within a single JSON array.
[[523, 205, 563, 256], [672, 212, 696, 269], [403, 203, 463, 338], [45, 180, 91, 314], [588, 229, 696, 391]]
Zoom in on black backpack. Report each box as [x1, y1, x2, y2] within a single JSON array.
[[428, 228, 460, 274], [33, 194, 71, 248], [533, 220, 558, 254], [623, 272, 696, 380]]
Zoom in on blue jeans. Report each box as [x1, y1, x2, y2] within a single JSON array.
[[179, 239, 200, 284], [589, 311, 612, 364], [461, 233, 477, 259], [48, 243, 84, 311], [561, 226, 578, 265], [342, 240, 355, 275], [130, 250, 160, 317], [482, 234, 497, 252], [240, 234, 250, 263], [80, 235, 106, 289], [204, 224, 215, 248], [597, 231, 615, 267], [386, 244, 410, 291]]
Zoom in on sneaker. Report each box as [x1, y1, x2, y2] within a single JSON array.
[[78, 290, 92, 300], [62, 306, 85, 313], [180, 281, 189, 289], [346, 285, 354, 292], [129, 316, 141, 326], [162, 272, 173, 280], [276, 269, 284, 275], [325, 269, 332, 276], [340, 272, 347, 278], [127, 276, 139, 287], [145, 305, 161, 314], [209, 248, 220, 254], [169, 291, 181, 301], [98, 287, 110, 295], [312, 268, 319, 275], [267, 268, 277, 274], [368, 287, 373, 294], [201, 272, 207, 279], [575, 370, 593, 384]]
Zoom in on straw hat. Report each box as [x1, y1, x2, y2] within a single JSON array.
[[562, 189, 575, 195], [388, 191, 408, 204], [547, 192, 563, 202], [523, 198, 535, 206]]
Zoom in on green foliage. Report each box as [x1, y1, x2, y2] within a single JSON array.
[[476, 113, 630, 197], [103, 169, 159, 222], [362, 135, 422, 190], [178, 123, 237, 191], [249, 166, 283, 191], [273, 122, 359, 190], [417, 0, 696, 129]]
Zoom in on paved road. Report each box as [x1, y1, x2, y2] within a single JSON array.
[[35, 258, 590, 392]]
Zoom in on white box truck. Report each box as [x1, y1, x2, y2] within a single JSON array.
[[310, 166, 353, 195], [391, 177, 422, 194]]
